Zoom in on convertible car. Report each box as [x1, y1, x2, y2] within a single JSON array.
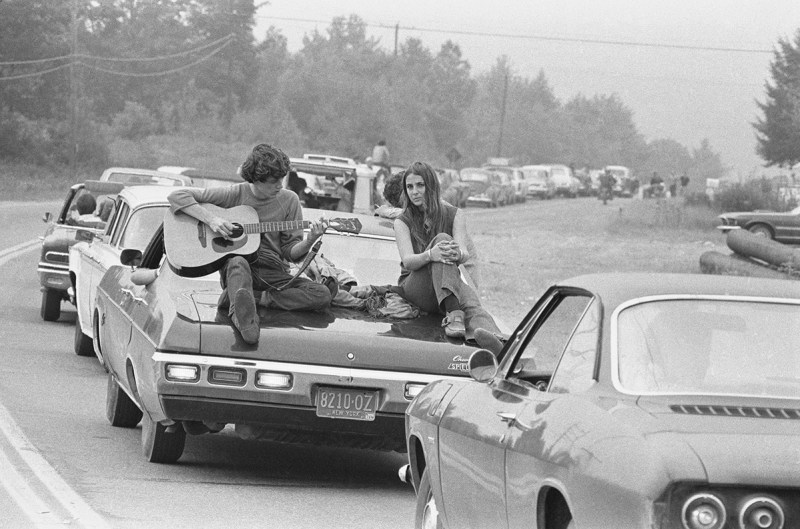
[[717, 205, 800, 243], [403, 273, 800, 529], [96, 208, 497, 463], [38, 180, 124, 321]]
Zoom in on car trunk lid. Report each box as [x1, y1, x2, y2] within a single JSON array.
[[186, 292, 475, 377]]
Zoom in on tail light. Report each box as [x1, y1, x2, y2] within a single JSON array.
[[739, 497, 784, 529], [682, 493, 726, 529]]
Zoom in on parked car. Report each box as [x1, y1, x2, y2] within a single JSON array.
[[604, 165, 635, 197], [436, 168, 471, 208], [290, 156, 379, 214], [717, 205, 800, 243], [289, 157, 358, 211], [484, 165, 527, 203], [38, 180, 125, 321], [97, 208, 506, 463], [157, 166, 239, 188], [461, 167, 506, 207], [543, 164, 579, 198], [99, 167, 191, 187], [521, 165, 555, 199], [403, 272, 800, 529], [69, 185, 175, 359]]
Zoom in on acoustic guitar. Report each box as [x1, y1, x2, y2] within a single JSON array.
[[164, 203, 362, 277]]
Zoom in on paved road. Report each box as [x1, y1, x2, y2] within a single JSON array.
[[0, 201, 414, 529]]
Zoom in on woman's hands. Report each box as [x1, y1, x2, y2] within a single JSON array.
[[430, 240, 461, 265]]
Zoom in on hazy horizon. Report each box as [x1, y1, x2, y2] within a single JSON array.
[[255, 0, 800, 177]]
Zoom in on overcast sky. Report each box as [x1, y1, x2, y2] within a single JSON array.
[[254, 1, 800, 175]]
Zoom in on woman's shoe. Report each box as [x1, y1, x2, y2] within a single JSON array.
[[442, 310, 466, 339]]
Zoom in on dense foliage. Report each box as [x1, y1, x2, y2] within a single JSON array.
[[755, 30, 800, 167], [1, 0, 726, 182]]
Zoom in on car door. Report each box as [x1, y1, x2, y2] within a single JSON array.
[[434, 289, 581, 528], [773, 210, 800, 243], [79, 199, 123, 325], [502, 292, 599, 528], [436, 370, 534, 528]]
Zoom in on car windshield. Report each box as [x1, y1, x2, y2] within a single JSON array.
[[461, 171, 488, 183], [616, 298, 800, 398], [524, 169, 547, 181], [193, 178, 239, 188], [107, 172, 185, 186], [119, 205, 170, 250], [315, 232, 400, 285], [550, 167, 567, 177]]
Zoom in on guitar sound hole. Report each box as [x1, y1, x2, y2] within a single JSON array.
[[230, 224, 244, 238]]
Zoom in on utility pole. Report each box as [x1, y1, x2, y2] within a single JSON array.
[[495, 69, 509, 157], [225, 0, 234, 130], [394, 23, 399, 56], [69, 0, 79, 177]]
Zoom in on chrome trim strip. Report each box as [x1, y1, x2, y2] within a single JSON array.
[[37, 266, 69, 274], [152, 351, 463, 384], [610, 294, 800, 399]]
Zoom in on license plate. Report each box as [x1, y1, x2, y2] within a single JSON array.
[[315, 387, 378, 421]]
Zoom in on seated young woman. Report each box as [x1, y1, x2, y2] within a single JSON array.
[[393, 161, 505, 353]]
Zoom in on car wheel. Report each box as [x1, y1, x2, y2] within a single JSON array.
[[74, 309, 94, 357], [40, 288, 61, 321], [141, 413, 186, 464], [106, 374, 142, 428], [415, 467, 443, 529], [748, 223, 773, 239]]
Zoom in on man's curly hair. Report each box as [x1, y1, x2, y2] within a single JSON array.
[[383, 170, 405, 208], [240, 143, 291, 183]]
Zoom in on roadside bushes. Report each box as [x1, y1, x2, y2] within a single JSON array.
[[712, 178, 796, 212], [0, 110, 109, 169]]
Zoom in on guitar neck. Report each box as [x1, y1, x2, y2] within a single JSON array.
[[242, 219, 310, 235]]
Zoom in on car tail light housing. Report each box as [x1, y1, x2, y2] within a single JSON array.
[[739, 497, 784, 529], [682, 493, 726, 529], [255, 371, 292, 390], [165, 364, 200, 382]]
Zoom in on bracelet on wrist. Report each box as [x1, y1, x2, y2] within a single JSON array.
[[426, 249, 432, 262]]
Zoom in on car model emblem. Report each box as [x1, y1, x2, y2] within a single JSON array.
[[346, 352, 355, 360]]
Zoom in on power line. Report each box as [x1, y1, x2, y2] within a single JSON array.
[[0, 37, 233, 81], [0, 34, 234, 67], [76, 38, 233, 77], [256, 15, 774, 55], [0, 63, 72, 80]]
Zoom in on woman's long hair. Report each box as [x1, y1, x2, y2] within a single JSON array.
[[399, 161, 445, 252]]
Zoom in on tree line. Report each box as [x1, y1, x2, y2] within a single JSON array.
[[0, 0, 753, 184]]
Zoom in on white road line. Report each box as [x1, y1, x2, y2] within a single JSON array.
[[0, 447, 66, 528], [0, 403, 110, 529], [0, 238, 106, 527], [0, 238, 40, 265]]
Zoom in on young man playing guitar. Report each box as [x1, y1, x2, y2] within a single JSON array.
[[167, 143, 332, 344]]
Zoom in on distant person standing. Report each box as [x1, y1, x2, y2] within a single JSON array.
[[680, 174, 690, 196], [371, 140, 390, 172]]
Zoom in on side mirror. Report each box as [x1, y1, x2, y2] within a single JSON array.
[[43, 212, 51, 223], [469, 349, 498, 383], [75, 229, 96, 242], [120, 248, 142, 267]]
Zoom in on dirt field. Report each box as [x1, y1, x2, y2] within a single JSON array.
[[464, 196, 725, 327]]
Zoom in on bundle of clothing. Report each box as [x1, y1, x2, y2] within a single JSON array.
[[287, 253, 421, 319]]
